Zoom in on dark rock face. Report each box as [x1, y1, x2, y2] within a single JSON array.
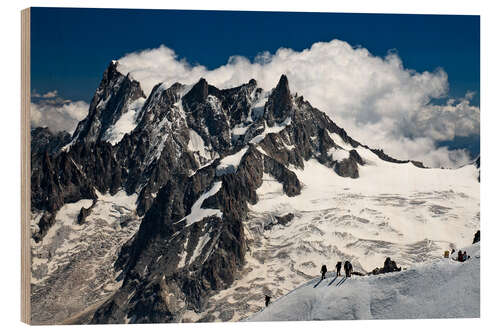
[[72, 61, 146, 145], [77, 200, 96, 225], [334, 154, 360, 178], [31, 127, 71, 155], [90, 143, 305, 323], [264, 74, 293, 126], [349, 149, 365, 166], [32, 212, 55, 243], [31, 149, 98, 214], [31, 65, 425, 323], [474, 156, 480, 182], [472, 230, 480, 244], [371, 148, 426, 169], [264, 213, 295, 231]]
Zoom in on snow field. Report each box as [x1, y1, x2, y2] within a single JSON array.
[[30, 190, 141, 324], [197, 132, 479, 322], [250, 243, 480, 321]]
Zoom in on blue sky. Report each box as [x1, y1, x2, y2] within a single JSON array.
[[31, 8, 479, 104]]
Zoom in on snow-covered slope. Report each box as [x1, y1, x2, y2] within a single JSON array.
[[30, 63, 480, 324], [194, 146, 478, 322], [30, 191, 141, 324], [250, 243, 480, 321]]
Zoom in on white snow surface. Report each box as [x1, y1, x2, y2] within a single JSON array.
[[232, 124, 251, 137], [250, 117, 292, 144], [250, 148, 479, 271], [328, 131, 353, 150], [180, 181, 223, 227], [30, 190, 141, 324], [216, 147, 249, 176], [188, 226, 213, 266], [328, 147, 350, 161], [103, 97, 146, 144], [187, 129, 212, 162], [194, 142, 479, 322], [250, 243, 480, 321]]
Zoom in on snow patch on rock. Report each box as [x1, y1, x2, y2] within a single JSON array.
[[250, 117, 292, 144], [328, 148, 350, 161], [216, 147, 249, 176], [103, 97, 146, 145], [181, 181, 223, 227]]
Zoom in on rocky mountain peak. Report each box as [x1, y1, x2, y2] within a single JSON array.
[[70, 61, 146, 145], [276, 74, 289, 92], [184, 78, 209, 105], [264, 74, 293, 126], [102, 60, 121, 84]]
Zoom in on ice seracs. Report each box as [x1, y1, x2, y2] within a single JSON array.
[[30, 190, 141, 324]]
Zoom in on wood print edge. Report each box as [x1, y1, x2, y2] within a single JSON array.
[[21, 7, 31, 325]]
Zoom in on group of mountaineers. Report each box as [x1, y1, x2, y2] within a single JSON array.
[[321, 260, 354, 280], [264, 230, 480, 308]]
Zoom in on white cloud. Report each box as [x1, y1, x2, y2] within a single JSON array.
[[31, 99, 89, 135], [115, 40, 478, 168], [41, 90, 58, 98], [31, 90, 59, 98]]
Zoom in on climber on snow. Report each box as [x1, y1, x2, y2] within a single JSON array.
[[321, 264, 328, 280], [344, 261, 352, 277], [336, 261, 342, 277], [265, 295, 271, 307]]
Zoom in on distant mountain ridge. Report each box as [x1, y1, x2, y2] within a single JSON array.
[[31, 127, 71, 155]]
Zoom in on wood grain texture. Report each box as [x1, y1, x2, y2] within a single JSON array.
[[21, 7, 31, 325]]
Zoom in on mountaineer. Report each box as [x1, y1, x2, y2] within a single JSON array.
[[344, 261, 352, 277], [320, 264, 327, 280], [335, 261, 342, 276]]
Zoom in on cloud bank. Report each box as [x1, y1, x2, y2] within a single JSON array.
[[117, 41, 479, 168], [31, 91, 89, 135]]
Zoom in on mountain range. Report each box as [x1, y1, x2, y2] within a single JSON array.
[[30, 61, 480, 324]]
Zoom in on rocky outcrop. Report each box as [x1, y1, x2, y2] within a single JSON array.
[[77, 200, 96, 225], [264, 74, 293, 126], [474, 156, 480, 182], [334, 152, 363, 178], [31, 149, 98, 214], [264, 213, 295, 231], [472, 230, 480, 244], [32, 212, 55, 243], [90, 143, 304, 323], [370, 148, 426, 169]]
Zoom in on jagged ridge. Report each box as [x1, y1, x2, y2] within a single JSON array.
[[31, 61, 457, 324]]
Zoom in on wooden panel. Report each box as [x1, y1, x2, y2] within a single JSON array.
[[21, 7, 31, 325]]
